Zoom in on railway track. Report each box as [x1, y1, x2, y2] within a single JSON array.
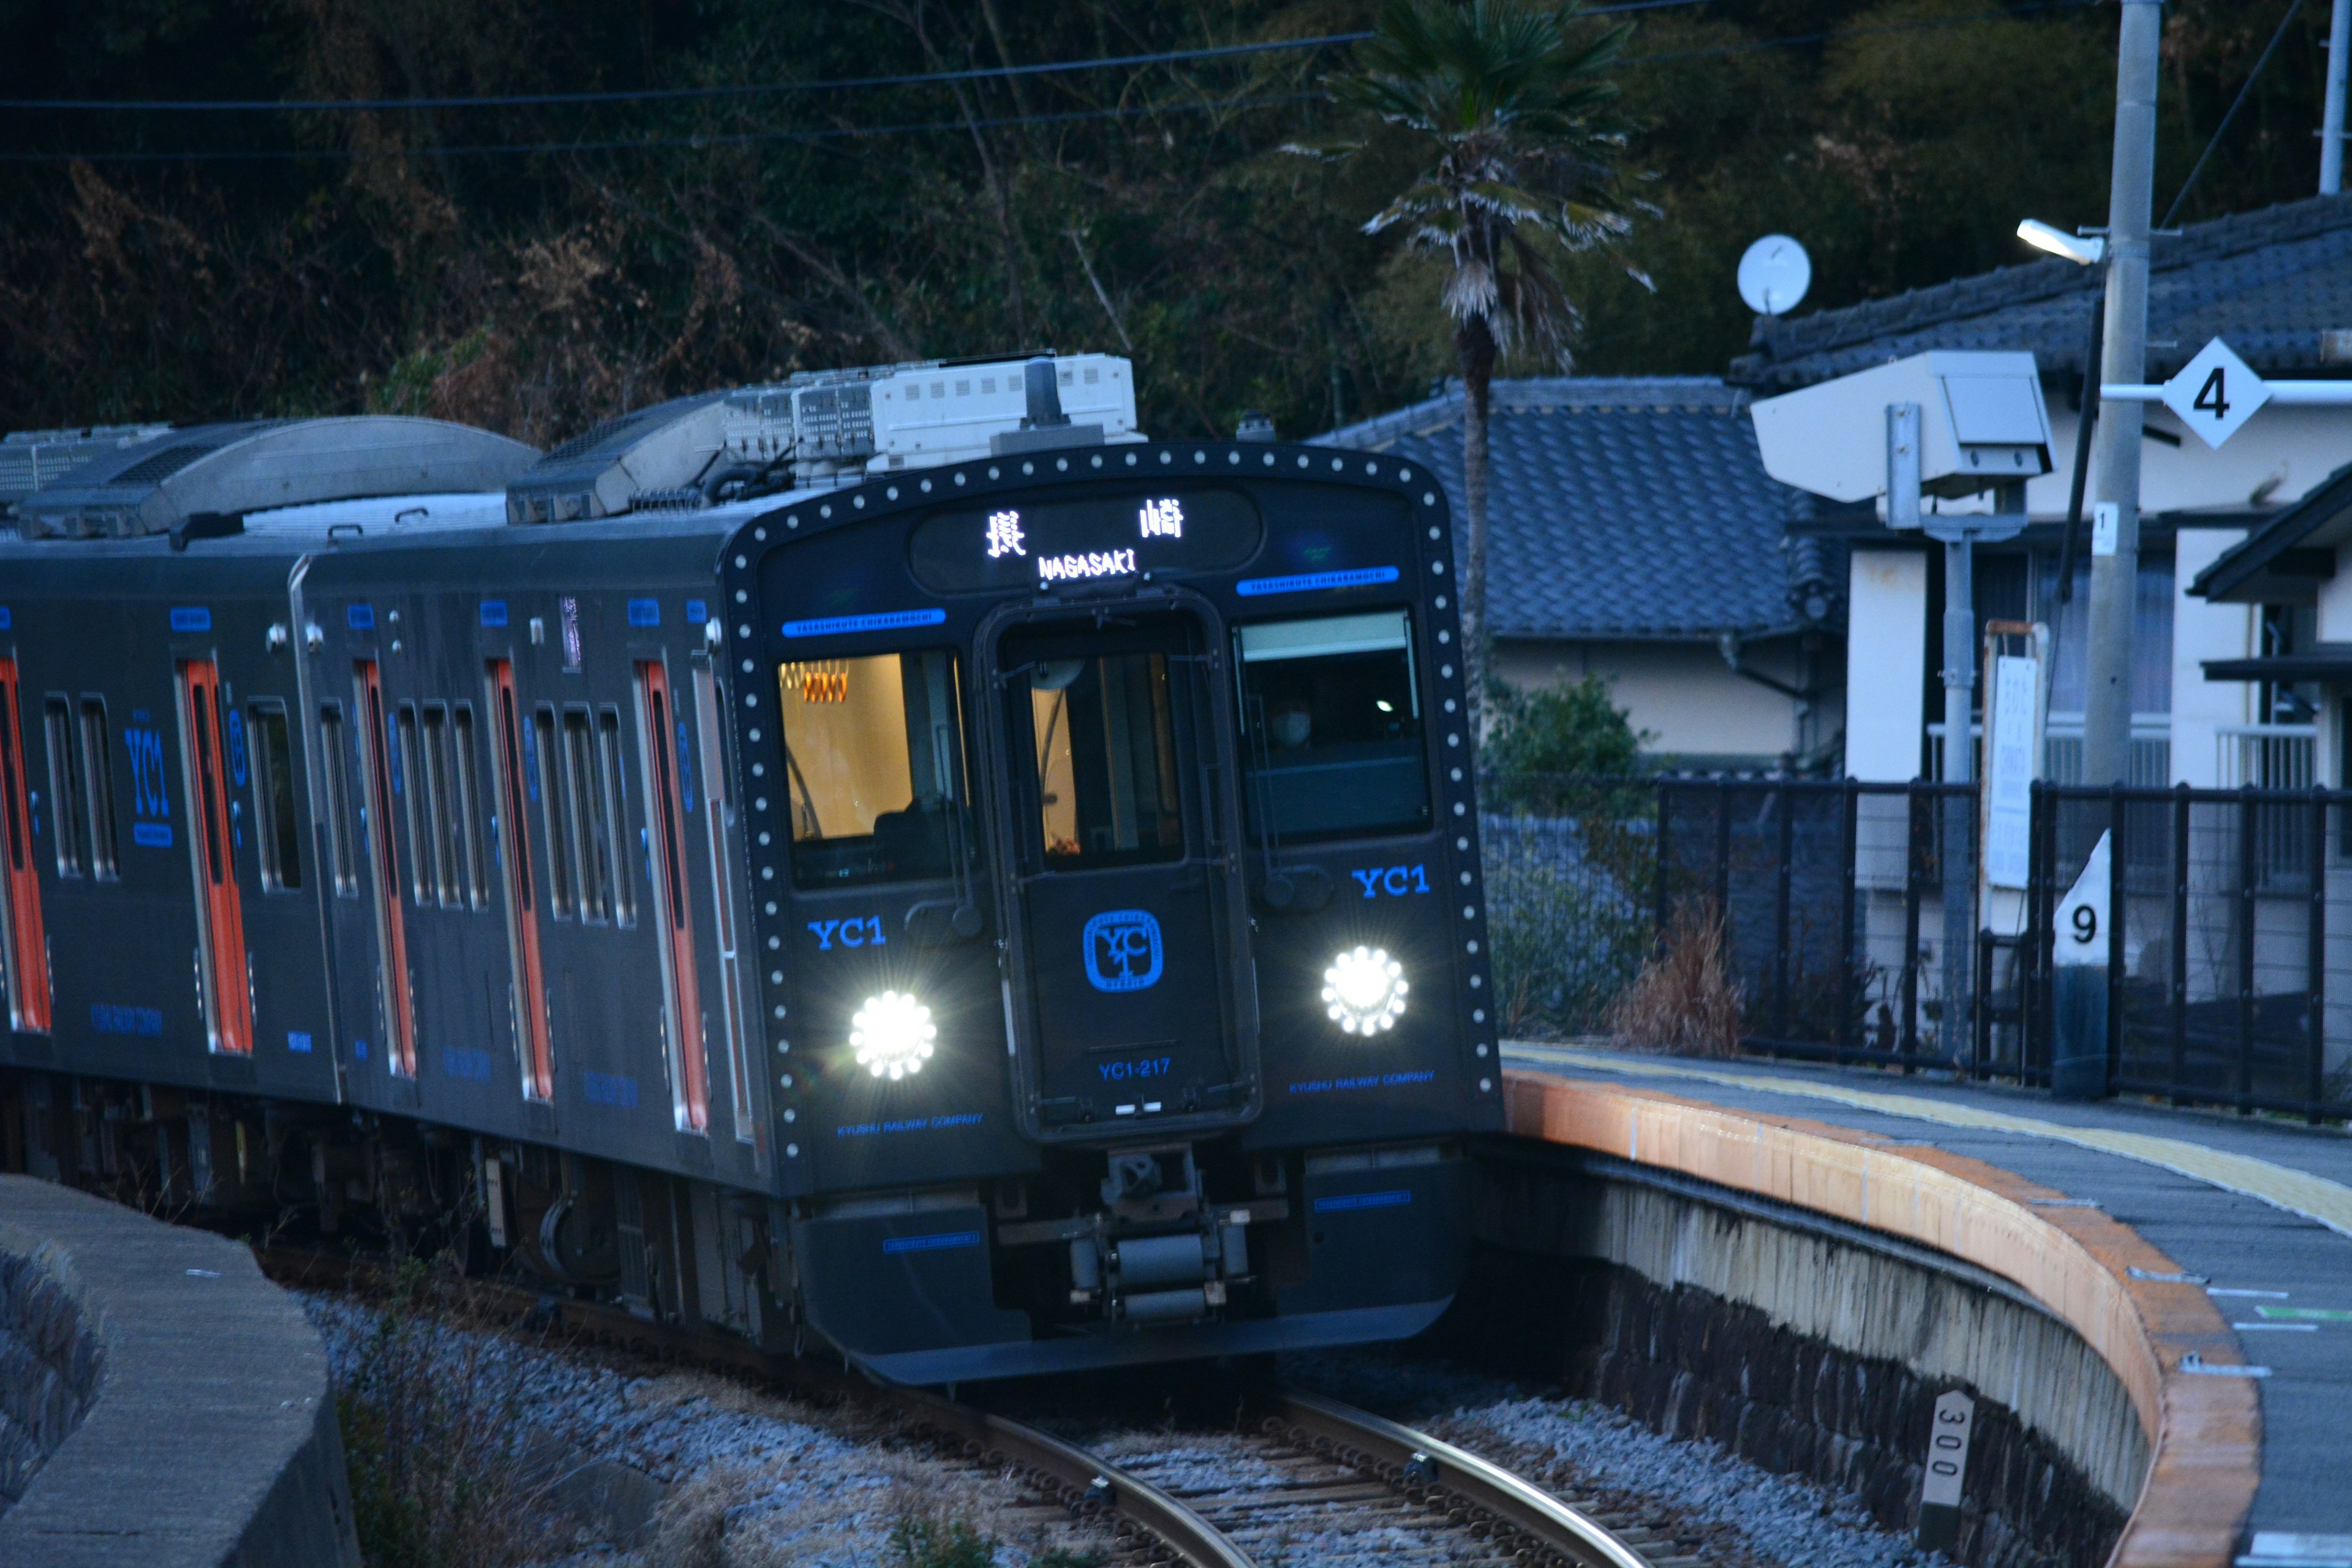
[[260, 1247, 1675, 1568]]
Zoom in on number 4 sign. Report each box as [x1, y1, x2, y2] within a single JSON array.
[[2158, 337, 2269, 449]]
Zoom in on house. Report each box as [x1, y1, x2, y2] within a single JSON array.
[[1735, 192, 2352, 788], [1316, 377, 1835, 772]]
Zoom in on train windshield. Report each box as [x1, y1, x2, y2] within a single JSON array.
[[1236, 609, 1428, 842], [779, 649, 969, 889], [1025, 648, 1185, 870]]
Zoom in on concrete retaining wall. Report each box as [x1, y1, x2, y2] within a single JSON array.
[[0, 1177, 360, 1567], [1498, 1072, 2261, 1568], [1458, 1145, 2138, 1568]]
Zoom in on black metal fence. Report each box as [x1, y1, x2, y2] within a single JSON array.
[[1480, 772, 2352, 1123]]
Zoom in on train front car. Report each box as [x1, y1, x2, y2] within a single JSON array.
[[726, 440, 1501, 1382]]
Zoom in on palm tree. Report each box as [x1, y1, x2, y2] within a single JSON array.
[[1298, 0, 1636, 741]]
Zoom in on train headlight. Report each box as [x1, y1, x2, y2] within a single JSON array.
[[851, 991, 936, 1080], [1323, 947, 1408, 1035]]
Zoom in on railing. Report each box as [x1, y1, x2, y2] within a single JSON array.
[[1928, 715, 2172, 787], [2215, 723, 2317, 790], [1481, 771, 2352, 1125]]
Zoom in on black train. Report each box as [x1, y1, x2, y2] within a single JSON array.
[[0, 357, 1501, 1381]]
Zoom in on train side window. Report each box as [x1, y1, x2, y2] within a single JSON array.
[[395, 704, 431, 905], [450, 704, 487, 909], [247, 702, 303, 892], [43, 698, 89, 878], [77, 700, 118, 884], [533, 706, 576, 919], [778, 650, 970, 889], [595, 708, 634, 928], [562, 707, 611, 923], [354, 662, 418, 1074], [1234, 610, 1430, 843], [78, 699, 119, 881], [315, 703, 359, 897], [422, 704, 469, 907]]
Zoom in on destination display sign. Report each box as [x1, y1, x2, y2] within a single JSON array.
[[907, 488, 1261, 594]]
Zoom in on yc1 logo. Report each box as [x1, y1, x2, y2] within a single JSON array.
[[1351, 864, 1431, 898], [1082, 910, 1163, 992]]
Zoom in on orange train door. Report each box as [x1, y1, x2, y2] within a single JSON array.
[[175, 658, 251, 1053], [486, 660, 553, 1099], [0, 657, 51, 1033], [635, 660, 707, 1132], [353, 660, 418, 1077]]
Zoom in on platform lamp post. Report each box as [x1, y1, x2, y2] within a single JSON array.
[[2015, 220, 2116, 1099], [2078, 0, 2162, 791]]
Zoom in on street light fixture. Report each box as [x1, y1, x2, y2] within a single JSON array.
[[2016, 219, 2106, 267]]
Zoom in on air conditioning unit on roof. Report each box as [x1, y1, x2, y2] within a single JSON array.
[[505, 353, 1140, 522]]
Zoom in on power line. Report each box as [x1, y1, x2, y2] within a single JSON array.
[[2160, 0, 2305, 227], [0, 0, 2105, 167], [0, 94, 1319, 165], [0, 0, 1710, 115]]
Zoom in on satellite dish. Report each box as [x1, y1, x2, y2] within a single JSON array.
[[1738, 234, 1812, 316]]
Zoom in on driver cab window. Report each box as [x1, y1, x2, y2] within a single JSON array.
[[779, 650, 967, 889], [1237, 609, 1429, 842], [1026, 650, 1184, 870]]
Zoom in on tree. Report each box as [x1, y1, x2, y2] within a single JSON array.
[[1302, 0, 1638, 741], [1484, 673, 1646, 780]]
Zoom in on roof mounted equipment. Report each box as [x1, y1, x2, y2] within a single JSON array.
[[14, 417, 538, 541]]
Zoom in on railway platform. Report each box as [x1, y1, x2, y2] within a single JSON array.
[[1501, 1042, 2352, 1568]]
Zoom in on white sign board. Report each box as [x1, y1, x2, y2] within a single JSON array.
[[1983, 656, 2038, 889], [2160, 337, 2269, 450], [2054, 831, 2113, 968], [1921, 1390, 1976, 1509]]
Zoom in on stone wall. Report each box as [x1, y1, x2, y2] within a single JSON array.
[[0, 1177, 361, 1567], [1451, 1146, 2144, 1568], [0, 1240, 105, 1512]]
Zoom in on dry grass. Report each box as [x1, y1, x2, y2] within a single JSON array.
[[336, 1262, 558, 1568], [627, 1450, 1109, 1568], [1605, 903, 1745, 1058]]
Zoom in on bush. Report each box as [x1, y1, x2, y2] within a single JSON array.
[[1605, 901, 1744, 1057], [1483, 814, 1655, 1038], [334, 1262, 549, 1568], [1483, 676, 1649, 793]]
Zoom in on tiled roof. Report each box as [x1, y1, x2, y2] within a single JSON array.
[[1732, 194, 2352, 391], [1314, 377, 1826, 641]]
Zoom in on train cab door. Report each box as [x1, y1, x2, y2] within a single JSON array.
[[976, 594, 1261, 1139]]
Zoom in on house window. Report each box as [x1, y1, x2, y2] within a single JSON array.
[[2258, 604, 2320, 724]]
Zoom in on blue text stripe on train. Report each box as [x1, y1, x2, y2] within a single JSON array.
[[170, 606, 211, 631], [882, 1231, 984, 1255], [1312, 1189, 1414, 1213], [782, 608, 949, 639], [1235, 566, 1401, 597]]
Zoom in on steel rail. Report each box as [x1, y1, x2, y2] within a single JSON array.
[[895, 1387, 1253, 1568], [1269, 1387, 1653, 1568], [254, 1246, 1248, 1568]]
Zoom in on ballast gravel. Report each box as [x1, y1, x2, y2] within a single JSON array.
[[301, 1292, 1114, 1567], [1289, 1351, 1948, 1568]]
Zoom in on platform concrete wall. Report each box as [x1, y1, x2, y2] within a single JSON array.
[[1463, 1147, 2146, 1568], [0, 1177, 360, 1568]]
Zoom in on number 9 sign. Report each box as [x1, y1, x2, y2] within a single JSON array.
[[2052, 830, 2113, 969]]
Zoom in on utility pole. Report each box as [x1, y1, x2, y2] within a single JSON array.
[[2325, 0, 2351, 195], [2081, 0, 2162, 788]]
